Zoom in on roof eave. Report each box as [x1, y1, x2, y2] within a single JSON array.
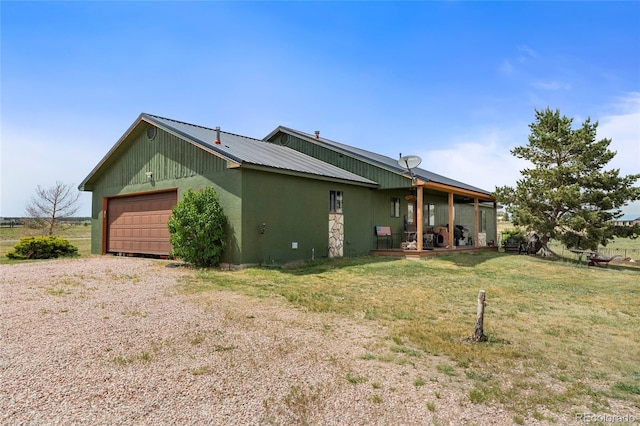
[[79, 113, 148, 191], [424, 180, 495, 201], [241, 163, 378, 188], [143, 114, 243, 164], [78, 113, 244, 192]]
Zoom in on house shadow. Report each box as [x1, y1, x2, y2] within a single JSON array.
[[271, 250, 506, 275], [426, 251, 507, 268], [275, 255, 405, 276]]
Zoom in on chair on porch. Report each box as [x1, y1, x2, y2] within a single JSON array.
[[424, 232, 435, 249], [404, 224, 417, 243], [375, 226, 393, 249]]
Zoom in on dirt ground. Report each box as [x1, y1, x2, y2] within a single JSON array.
[[1, 256, 583, 425]]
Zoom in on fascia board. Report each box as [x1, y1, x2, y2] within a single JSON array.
[[424, 181, 496, 201], [78, 114, 243, 191], [78, 114, 147, 191], [241, 163, 379, 188]]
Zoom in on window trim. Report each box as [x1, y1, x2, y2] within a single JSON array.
[[329, 190, 343, 214], [390, 197, 400, 218]]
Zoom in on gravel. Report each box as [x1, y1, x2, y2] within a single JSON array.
[[2, 256, 567, 425]]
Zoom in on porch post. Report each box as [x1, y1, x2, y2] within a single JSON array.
[[493, 201, 498, 246], [448, 192, 455, 248], [474, 198, 479, 247], [417, 185, 424, 251]]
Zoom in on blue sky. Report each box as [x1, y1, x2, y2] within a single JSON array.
[[2, 1, 639, 218]]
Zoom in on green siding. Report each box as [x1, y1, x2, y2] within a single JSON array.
[[85, 124, 228, 190], [369, 189, 409, 247], [268, 134, 409, 189], [240, 169, 373, 264], [86, 125, 244, 263]]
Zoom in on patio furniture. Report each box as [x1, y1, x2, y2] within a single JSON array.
[[375, 226, 393, 249], [586, 253, 620, 267], [568, 249, 596, 266], [503, 237, 524, 253]]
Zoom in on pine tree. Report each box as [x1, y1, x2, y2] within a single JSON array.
[[494, 108, 640, 251]]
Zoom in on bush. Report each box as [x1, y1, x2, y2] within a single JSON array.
[[168, 187, 227, 267], [500, 228, 527, 243], [6, 236, 78, 259]]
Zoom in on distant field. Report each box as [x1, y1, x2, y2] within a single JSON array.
[[0, 225, 91, 261]]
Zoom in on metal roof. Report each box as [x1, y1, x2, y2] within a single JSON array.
[[80, 113, 494, 197], [268, 126, 493, 196], [142, 114, 377, 186]]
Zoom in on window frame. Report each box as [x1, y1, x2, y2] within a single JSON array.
[[390, 198, 400, 218], [424, 203, 435, 227], [329, 190, 343, 214]]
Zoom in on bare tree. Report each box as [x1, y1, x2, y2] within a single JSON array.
[[25, 181, 80, 235]]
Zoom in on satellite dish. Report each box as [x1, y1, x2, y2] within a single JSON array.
[[399, 155, 422, 170], [399, 154, 422, 185]]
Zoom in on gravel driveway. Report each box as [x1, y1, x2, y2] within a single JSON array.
[[2, 256, 552, 425]]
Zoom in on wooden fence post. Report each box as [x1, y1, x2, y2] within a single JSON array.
[[471, 290, 487, 342]]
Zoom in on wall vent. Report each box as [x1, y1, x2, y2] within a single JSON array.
[[146, 125, 157, 140]]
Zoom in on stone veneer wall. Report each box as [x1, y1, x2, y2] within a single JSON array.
[[328, 213, 344, 258]]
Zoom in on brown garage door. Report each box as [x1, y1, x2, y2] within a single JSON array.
[[107, 191, 177, 256]]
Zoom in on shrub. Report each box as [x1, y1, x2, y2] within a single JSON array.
[[6, 236, 78, 259], [168, 187, 227, 267], [500, 228, 527, 243]]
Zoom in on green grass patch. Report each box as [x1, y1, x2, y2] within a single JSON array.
[[436, 364, 458, 377], [360, 353, 376, 360], [180, 252, 640, 417], [46, 287, 72, 296], [346, 372, 367, 384], [369, 394, 382, 403]]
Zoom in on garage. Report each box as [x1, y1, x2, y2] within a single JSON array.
[[106, 190, 177, 256]]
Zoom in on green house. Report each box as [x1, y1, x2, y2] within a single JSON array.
[[79, 113, 497, 266]]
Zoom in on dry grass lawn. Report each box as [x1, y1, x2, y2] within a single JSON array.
[[187, 252, 640, 424]]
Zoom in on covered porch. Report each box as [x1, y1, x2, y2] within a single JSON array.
[[372, 177, 498, 255]]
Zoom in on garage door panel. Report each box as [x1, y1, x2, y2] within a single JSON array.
[[107, 191, 177, 256]]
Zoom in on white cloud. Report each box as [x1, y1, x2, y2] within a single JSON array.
[[419, 93, 640, 216], [499, 59, 514, 75], [517, 45, 539, 61], [419, 129, 530, 194], [531, 80, 572, 91], [598, 92, 640, 215]]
